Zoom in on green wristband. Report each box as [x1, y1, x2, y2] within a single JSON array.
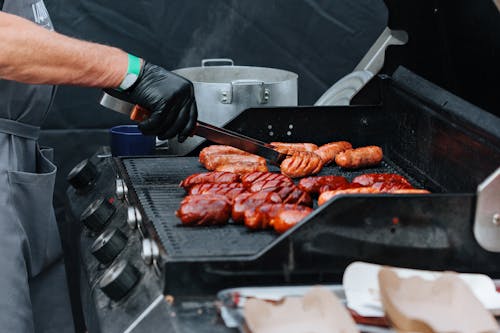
[[118, 53, 142, 91]]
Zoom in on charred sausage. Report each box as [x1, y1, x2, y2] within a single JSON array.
[[298, 175, 349, 195], [188, 183, 247, 201], [270, 142, 318, 155], [315, 141, 352, 165], [262, 185, 313, 207], [231, 192, 282, 223], [273, 209, 312, 234], [335, 146, 383, 169], [240, 172, 293, 188], [176, 194, 231, 226], [180, 171, 240, 190], [280, 151, 324, 178], [215, 162, 268, 174], [199, 145, 250, 165], [318, 187, 380, 205], [203, 154, 266, 171], [244, 203, 312, 231]]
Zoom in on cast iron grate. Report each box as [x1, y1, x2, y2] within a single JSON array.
[[121, 157, 424, 261]]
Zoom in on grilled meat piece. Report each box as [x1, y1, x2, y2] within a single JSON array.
[[352, 173, 413, 192], [318, 187, 380, 205], [335, 146, 383, 169], [270, 142, 318, 155], [203, 154, 266, 171], [273, 209, 313, 234], [352, 173, 411, 187], [199, 145, 250, 165], [315, 141, 352, 165], [249, 179, 294, 192], [262, 185, 313, 207], [176, 194, 231, 226], [241, 172, 293, 188], [188, 183, 247, 201], [232, 192, 282, 223], [180, 171, 240, 190], [215, 162, 268, 174], [244, 203, 312, 231], [391, 189, 430, 194], [280, 151, 324, 178], [298, 175, 349, 195]]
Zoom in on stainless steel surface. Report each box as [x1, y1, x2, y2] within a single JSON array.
[[127, 206, 138, 230], [474, 168, 500, 252], [315, 27, 408, 106], [172, 60, 298, 155], [115, 178, 128, 201], [195, 121, 286, 164], [100, 92, 135, 116]]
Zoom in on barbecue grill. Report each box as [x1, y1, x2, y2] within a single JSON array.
[[66, 66, 499, 332]]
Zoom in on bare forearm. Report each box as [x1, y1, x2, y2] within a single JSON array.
[[0, 12, 127, 87]]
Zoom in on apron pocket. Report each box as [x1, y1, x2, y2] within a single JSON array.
[[8, 145, 60, 277]]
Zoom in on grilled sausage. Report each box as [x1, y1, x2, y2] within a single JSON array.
[[318, 187, 380, 205], [249, 179, 294, 192], [391, 189, 430, 194], [298, 175, 349, 195], [280, 151, 324, 178], [199, 145, 250, 165], [270, 142, 318, 155], [188, 183, 247, 201], [231, 192, 282, 223], [315, 141, 352, 165], [352, 173, 411, 187], [335, 146, 383, 169], [273, 209, 313, 234], [215, 162, 268, 174], [262, 185, 313, 207], [244, 203, 312, 231], [176, 194, 231, 226], [240, 172, 293, 188], [203, 154, 267, 171], [180, 171, 240, 190]]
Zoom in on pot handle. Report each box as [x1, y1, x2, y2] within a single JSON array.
[[201, 58, 234, 67]]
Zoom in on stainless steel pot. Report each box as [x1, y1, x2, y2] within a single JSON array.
[[170, 58, 298, 155]]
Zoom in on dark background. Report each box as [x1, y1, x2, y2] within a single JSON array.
[[40, 0, 500, 225]]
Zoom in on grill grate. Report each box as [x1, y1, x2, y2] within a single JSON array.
[[121, 156, 424, 261]]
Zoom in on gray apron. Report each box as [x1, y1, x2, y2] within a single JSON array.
[[0, 1, 74, 332]]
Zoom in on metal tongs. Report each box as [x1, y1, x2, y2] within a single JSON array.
[[99, 91, 287, 164]]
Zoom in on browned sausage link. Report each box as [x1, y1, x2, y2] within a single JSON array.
[[298, 175, 349, 195], [391, 189, 430, 194], [176, 194, 231, 226], [249, 179, 294, 192], [244, 203, 312, 230], [199, 145, 250, 165], [180, 171, 240, 190], [318, 187, 380, 205], [335, 146, 383, 169], [315, 141, 352, 165], [273, 208, 313, 234], [188, 183, 247, 201], [270, 142, 318, 155], [262, 186, 313, 207], [280, 151, 324, 178], [352, 173, 411, 187], [215, 162, 268, 174], [203, 154, 266, 171], [240, 172, 292, 188], [231, 192, 282, 223]]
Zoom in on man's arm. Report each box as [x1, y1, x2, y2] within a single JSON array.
[[0, 11, 127, 87]]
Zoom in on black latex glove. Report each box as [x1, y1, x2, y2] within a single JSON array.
[[127, 62, 198, 142]]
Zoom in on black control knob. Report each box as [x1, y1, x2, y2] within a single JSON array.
[[67, 159, 98, 191], [91, 228, 128, 264], [99, 260, 140, 301], [80, 198, 116, 232]]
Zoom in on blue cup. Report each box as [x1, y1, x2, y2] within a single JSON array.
[[110, 125, 156, 156]]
